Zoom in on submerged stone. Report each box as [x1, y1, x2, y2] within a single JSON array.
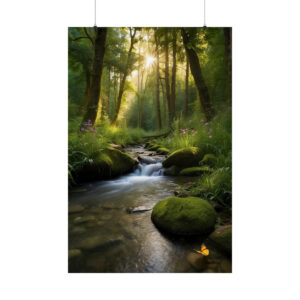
[[187, 252, 207, 271], [151, 197, 217, 235], [77, 235, 123, 252], [138, 155, 157, 164], [69, 205, 85, 214], [128, 206, 152, 213]]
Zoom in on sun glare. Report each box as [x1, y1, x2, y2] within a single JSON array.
[[145, 55, 155, 68]]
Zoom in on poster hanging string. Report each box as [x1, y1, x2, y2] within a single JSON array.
[[204, 0, 206, 27], [94, 0, 97, 28]]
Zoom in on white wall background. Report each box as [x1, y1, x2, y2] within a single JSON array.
[[0, 0, 299, 299]]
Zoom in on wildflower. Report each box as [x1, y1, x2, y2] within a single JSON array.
[[208, 135, 212, 139], [80, 127, 85, 131], [204, 122, 209, 126]]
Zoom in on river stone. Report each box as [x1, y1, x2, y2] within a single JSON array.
[[220, 259, 232, 273], [73, 215, 97, 225], [151, 197, 217, 235], [69, 205, 85, 214], [208, 225, 232, 255], [187, 252, 207, 271], [162, 147, 204, 168], [138, 155, 157, 164], [77, 235, 123, 252], [68, 249, 82, 260], [128, 206, 152, 213]]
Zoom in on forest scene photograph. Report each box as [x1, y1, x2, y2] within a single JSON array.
[[68, 26, 232, 273]]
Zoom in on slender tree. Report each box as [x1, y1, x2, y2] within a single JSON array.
[[170, 29, 177, 120], [155, 32, 162, 130], [224, 27, 232, 102], [184, 57, 189, 118], [181, 28, 215, 121], [164, 31, 171, 125], [111, 27, 137, 126], [81, 27, 107, 127]]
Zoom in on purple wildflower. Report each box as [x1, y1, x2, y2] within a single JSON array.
[[80, 127, 85, 131], [205, 122, 209, 126]]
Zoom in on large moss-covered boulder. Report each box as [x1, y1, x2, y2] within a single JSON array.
[[75, 147, 137, 182], [179, 166, 212, 176], [151, 197, 217, 235], [208, 225, 232, 255], [162, 147, 203, 168]]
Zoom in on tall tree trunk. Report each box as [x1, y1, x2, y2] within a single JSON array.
[[170, 30, 177, 121], [224, 27, 232, 102], [113, 69, 118, 109], [137, 50, 142, 128], [164, 31, 171, 125], [160, 78, 167, 128], [81, 27, 107, 127], [184, 57, 189, 118], [111, 27, 137, 126], [83, 70, 91, 111], [106, 67, 111, 117], [155, 36, 162, 131], [100, 68, 110, 121], [138, 68, 144, 128], [181, 28, 215, 121]]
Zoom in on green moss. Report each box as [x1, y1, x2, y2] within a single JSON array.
[[75, 147, 137, 182], [179, 166, 212, 176], [162, 147, 204, 168], [199, 154, 217, 167], [208, 225, 232, 255], [151, 197, 217, 235], [157, 147, 170, 154]]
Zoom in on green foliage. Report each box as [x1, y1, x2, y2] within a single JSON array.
[[179, 166, 212, 176]]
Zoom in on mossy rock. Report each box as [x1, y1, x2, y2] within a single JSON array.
[[157, 147, 170, 154], [162, 147, 204, 168], [208, 225, 232, 255], [151, 197, 217, 235], [199, 154, 217, 167], [75, 147, 137, 182], [179, 166, 213, 176]]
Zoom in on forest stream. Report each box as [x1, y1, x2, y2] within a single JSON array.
[[69, 145, 231, 273]]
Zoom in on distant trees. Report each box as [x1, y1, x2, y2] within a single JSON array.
[[111, 27, 137, 126], [68, 26, 232, 130], [154, 31, 162, 130]]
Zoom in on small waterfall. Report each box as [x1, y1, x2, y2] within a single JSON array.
[[134, 162, 163, 176]]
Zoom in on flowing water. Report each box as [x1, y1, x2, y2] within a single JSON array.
[[69, 146, 231, 273]]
